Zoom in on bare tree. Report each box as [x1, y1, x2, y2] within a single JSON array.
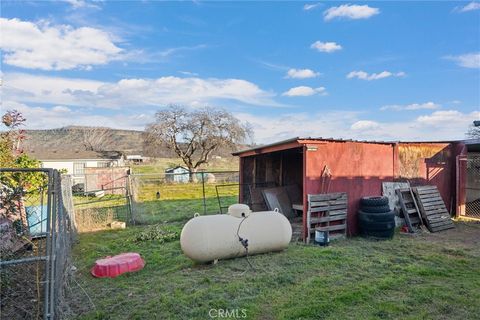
[[466, 123, 480, 139], [145, 106, 252, 174], [80, 127, 114, 151]]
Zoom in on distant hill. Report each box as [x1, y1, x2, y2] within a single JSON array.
[[21, 126, 245, 159], [21, 126, 147, 156]]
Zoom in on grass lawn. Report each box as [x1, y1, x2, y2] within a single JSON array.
[[69, 221, 480, 320], [131, 157, 239, 174]]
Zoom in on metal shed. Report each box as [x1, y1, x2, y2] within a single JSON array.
[[233, 137, 467, 239]]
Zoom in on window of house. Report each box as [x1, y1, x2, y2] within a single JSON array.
[[97, 162, 110, 168], [73, 162, 86, 175]]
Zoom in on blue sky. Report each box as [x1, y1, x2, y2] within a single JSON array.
[[1, 1, 479, 143]]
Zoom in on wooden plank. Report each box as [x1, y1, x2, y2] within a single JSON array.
[[416, 188, 439, 194], [310, 204, 347, 213], [315, 224, 347, 232], [396, 188, 414, 232], [423, 201, 447, 208], [292, 204, 303, 211], [425, 208, 448, 216], [419, 195, 444, 202], [308, 193, 346, 202], [329, 209, 347, 215], [310, 214, 347, 224], [310, 199, 348, 206], [415, 185, 438, 191]]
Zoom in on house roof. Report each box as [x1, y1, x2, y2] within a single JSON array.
[[232, 137, 465, 156], [27, 150, 124, 161], [165, 166, 189, 173]]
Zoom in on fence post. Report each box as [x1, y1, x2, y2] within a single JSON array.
[[126, 171, 135, 225], [201, 171, 207, 215]]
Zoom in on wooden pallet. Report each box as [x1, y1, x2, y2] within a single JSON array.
[[306, 192, 347, 243], [413, 185, 454, 232], [396, 188, 423, 233]]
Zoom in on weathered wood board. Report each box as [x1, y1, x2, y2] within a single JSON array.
[[413, 185, 454, 232], [306, 192, 348, 243]]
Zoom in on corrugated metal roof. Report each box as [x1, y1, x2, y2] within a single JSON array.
[[232, 136, 465, 156]]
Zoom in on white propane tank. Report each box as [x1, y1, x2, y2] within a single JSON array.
[[227, 203, 252, 218], [180, 211, 292, 263]]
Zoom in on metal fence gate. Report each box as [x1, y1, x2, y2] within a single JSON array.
[[0, 169, 76, 319]]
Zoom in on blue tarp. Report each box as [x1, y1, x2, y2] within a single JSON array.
[[25, 205, 48, 236]]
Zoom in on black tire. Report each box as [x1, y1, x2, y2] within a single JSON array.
[[358, 210, 395, 223], [360, 196, 389, 207], [360, 204, 391, 213], [361, 220, 395, 231], [366, 228, 395, 239]]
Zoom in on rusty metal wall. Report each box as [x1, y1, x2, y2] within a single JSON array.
[[397, 143, 456, 213], [304, 141, 395, 235]]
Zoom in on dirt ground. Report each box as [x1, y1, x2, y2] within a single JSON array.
[[415, 220, 480, 255]]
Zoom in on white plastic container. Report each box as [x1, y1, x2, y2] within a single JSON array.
[[180, 211, 292, 263]]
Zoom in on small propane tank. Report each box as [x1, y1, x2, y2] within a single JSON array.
[[314, 229, 329, 246]]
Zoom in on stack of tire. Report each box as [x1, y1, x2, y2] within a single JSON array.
[[358, 196, 395, 239]]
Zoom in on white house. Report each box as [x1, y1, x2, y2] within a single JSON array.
[[30, 150, 125, 185]]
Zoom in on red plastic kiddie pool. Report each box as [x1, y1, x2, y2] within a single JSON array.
[[91, 253, 145, 278]]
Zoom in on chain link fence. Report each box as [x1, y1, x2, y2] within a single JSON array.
[[129, 171, 239, 225], [465, 155, 480, 219], [0, 169, 76, 320]]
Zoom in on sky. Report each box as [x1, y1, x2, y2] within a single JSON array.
[[1, 1, 479, 143]]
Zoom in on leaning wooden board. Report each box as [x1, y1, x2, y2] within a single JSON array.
[[413, 185, 454, 232]]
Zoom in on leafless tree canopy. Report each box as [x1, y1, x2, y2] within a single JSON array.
[[145, 106, 252, 172], [81, 127, 114, 151], [467, 124, 480, 139]]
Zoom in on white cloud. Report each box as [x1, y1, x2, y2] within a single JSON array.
[[0, 18, 123, 70], [445, 53, 480, 69], [285, 68, 320, 79], [237, 109, 479, 144], [350, 120, 380, 131], [310, 41, 342, 53], [3, 72, 278, 109], [4, 101, 149, 131], [303, 3, 322, 11], [61, 0, 101, 9], [282, 86, 327, 97], [324, 4, 380, 21], [347, 70, 406, 81], [380, 102, 440, 111], [456, 1, 480, 12]]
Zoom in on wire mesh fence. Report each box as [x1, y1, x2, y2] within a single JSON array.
[[129, 171, 239, 225], [72, 171, 132, 232], [0, 169, 76, 320], [465, 155, 480, 219]]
